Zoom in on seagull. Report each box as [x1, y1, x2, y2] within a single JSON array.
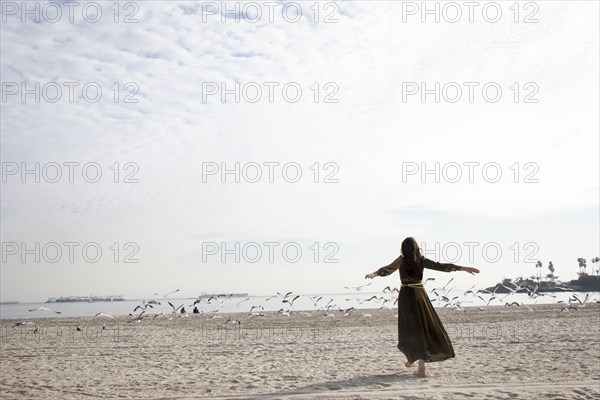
[[339, 307, 354, 316], [225, 319, 241, 324], [554, 286, 573, 291], [265, 293, 282, 301], [94, 312, 113, 318], [283, 295, 300, 306], [442, 278, 454, 289], [358, 313, 372, 318], [440, 295, 458, 303], [168, 302, 184, 313], [236, 298, 250, 306], [277, 308, 292, 317], [324, 303, 337, 312], [28, 307, 61, 314], [323, 312, 335, 318], [189, 299, 202, 307], [249, 305, 264, 314], [283, 291, 294, 299], [145, 300, 162, 305], [501, 282, 527, 294], [309, 296, 323, 306], [345, 297, 363, 302], [463, 285, 476, 296], [154, 289, 180, 298], [134, 304, 154, 312], [128, 311, 146, 323], [344, 282, 372, 290], [478, 295, 496, 306], [379, 299, 394, 309], [359, 295, 379, 304], [13, 321, 33, 327], [572, 294, 590, 307]]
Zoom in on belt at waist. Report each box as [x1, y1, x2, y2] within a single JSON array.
[[401, 282, 424, 288]]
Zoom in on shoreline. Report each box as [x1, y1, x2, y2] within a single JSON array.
[[3, 300, 598, 321]]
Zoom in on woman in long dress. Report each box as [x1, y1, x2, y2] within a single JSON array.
[[365, 237, 480, 377]]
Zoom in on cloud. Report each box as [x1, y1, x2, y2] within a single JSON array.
[[1, 1, 598, 300]]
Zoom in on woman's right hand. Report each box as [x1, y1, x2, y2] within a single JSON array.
[[365, 272, 378, 279], [461, 266, 480, 275]]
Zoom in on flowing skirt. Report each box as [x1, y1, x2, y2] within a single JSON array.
[[396, 286, 455, 364]]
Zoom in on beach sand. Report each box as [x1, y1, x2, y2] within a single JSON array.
[[1, 304, 599, 399]]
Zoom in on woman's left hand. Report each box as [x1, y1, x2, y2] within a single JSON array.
[[462, 267, 480, 275]]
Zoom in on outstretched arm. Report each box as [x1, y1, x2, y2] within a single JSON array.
[[365, 256, 402, 279], [423, 257, 480, 275]]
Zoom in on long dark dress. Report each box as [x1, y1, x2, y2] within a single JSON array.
[[376, 255, 457, 364]]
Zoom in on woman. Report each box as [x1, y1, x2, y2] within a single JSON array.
[[365, 237, 479, 377]]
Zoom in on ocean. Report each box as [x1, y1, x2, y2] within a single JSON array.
[[2, 290, 598, 319]]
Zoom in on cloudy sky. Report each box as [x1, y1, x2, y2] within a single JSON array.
[[1, 1, 598, 302]]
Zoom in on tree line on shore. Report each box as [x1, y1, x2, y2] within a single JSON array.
[[491, 257, 600, 293]]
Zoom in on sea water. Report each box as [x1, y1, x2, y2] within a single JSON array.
[[1, 290, 597, 319]]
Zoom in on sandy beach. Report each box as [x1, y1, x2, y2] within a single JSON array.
[[1, 304, 599, 399]]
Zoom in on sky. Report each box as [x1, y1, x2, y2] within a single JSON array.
[[1, 0, 599, 302]]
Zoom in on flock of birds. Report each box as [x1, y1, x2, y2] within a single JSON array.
[[15, 279, 600, 329], [423, 278, 599, 312]]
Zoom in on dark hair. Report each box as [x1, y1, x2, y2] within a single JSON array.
[[401, 237, 422, 276]]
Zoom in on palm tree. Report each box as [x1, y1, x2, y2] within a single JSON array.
[[546, 261, 556, 282], [592, 257, 600, 275], [535, 260, 543, 284], [577, 258, 587, 276]]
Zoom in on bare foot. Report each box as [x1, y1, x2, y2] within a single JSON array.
[[417, 360, 426, 378]]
